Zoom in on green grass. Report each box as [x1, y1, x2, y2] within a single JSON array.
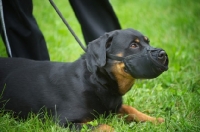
[[0, 0, 200, 131]]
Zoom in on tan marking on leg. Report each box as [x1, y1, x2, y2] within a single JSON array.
[[118, 104, 164, 123], [112, 62, 135, 95], [93, 124, 114, 132], [81, 120, 114, 132]]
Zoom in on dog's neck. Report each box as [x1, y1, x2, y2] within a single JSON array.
[[110, 62, 135, 95], [94, 64, 135, 96], [95, 68, 121, 96], [83, 55, 134, 96]]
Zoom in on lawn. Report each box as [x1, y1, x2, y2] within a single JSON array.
[[0, 0, 200, 131]]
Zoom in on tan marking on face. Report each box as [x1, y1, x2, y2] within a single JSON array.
[[112, 62, 135, 95], [144, 36, 148, 41], [116, 52, 123, 57], [135, 38, 140, 43]]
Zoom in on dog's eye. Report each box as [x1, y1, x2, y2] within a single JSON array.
[[130, 43, 138, 48]]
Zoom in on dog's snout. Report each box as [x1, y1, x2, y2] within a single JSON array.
[[157, 50, 167, 65], [158, 50, 166, 59]]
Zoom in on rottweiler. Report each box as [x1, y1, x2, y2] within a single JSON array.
[[0, 28, 168, 131]]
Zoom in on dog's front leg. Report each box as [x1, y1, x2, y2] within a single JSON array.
[[118, 104, 164, 123]]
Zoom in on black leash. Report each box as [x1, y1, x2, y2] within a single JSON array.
[[0, 0, 12, 57], [49, 0, 87, 52]]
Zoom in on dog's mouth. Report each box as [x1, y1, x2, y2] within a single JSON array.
[[149, 49, 169, 70], [107, 47, 169, 79], [148, 49, 169, 76], [124, 48, 168, 79]]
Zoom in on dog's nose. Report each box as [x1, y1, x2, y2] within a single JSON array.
[[158, 50, 167, 64]]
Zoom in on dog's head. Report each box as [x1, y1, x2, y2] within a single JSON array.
[[86, 28, 168, 94]]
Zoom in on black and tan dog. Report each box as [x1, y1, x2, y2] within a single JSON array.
[[0, 29, 168, 131]]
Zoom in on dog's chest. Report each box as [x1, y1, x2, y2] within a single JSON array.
[[84, 89, 122, 116]]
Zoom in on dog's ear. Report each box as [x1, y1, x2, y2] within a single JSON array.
[[86, 31, 116, 73]]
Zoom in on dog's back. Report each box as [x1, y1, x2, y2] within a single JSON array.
[[0, 57, 74, 119]]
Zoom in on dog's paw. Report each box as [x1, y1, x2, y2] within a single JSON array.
[[157, 117, 165, 123], [152, 117, 165, 124], [147, 117, 165, 124]]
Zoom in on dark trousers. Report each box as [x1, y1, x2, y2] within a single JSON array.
[[1, 0, 50, 60], [1, 0, 121, 60], [69, 0, 121, 44]]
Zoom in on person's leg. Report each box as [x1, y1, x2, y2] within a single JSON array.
[[1, 0, 49, 60], [69, 0, 121, 45]]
